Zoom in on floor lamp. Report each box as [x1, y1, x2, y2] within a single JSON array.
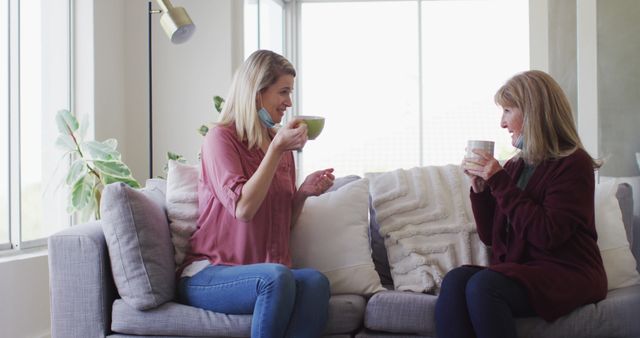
[[148, 0, 196, 178]]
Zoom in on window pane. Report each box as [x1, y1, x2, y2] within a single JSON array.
[[244, 0, 258, 59], [421, 0, 529, 165], [0, 0, 8, 245], [299, 1, 420, 177], [19, 0, 69, 242], [259, 0, 283, 54]]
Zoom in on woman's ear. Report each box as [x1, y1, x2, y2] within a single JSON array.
[[256, 92, 263, 108]]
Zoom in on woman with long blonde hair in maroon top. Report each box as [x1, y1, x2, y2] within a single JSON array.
[[177, 50, 335, 338], [435, 70, 606, 338]]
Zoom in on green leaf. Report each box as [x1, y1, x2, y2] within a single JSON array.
[[102, 138, 118, 151], [78, 113, 89, 140], [213, 96, 225, 113], [70, 176, 93, 212], [84, 140, 119, 161], [93, 160, 132, 178], [66, 159, 87, 185], [101, 173, 141, 189], [198, 124, 209, 136], [55, 109, 79, 135], [77, 187, 97, 222], [167, 151, 186, 162], [55, 134, 77, 153]]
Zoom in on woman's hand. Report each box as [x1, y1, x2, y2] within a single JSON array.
[[462, 149, 503, 193], [271, 119, 308, 152], [461, 157, 486, 193], [298, 168, 335, 198]]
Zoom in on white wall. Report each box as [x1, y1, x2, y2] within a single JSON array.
[[149, 0, 237, 177], [92, 0, 239, 182], [0, 253, 50, 338], [94, 0, 239, 182]]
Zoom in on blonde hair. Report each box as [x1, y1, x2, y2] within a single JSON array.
[[494, 70, 600, 168], [218, 50, 296, 149]]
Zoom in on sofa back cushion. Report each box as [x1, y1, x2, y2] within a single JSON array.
[[291, 178, 385, 295], [101, 182, 176, 310], [596, 179, 640, 289], [615, 182, 640, 273], [165, 160, 200, 266]]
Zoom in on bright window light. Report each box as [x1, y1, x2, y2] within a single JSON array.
[[19, 0, 70, 243], [298, 0, 529, 178], [299, 1, 421, 177]]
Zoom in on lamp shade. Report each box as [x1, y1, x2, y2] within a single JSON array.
[[156, 0, 196, 44]]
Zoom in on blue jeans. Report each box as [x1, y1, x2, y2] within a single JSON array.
[[435, 266, 535, 338], [177, 263, 330, 338]]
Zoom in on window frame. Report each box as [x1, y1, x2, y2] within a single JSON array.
[[1, 0, 73, 253]]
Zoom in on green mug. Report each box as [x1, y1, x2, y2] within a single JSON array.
[[298, 115, 325, 140]]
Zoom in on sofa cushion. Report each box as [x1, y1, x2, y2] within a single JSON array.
[[331, 175, 393, 287], [515, 284, 640, 338], [364, 285, 640, 338], [615, 181, 640, 273], [165, 160, 200, 266], [101, 182, 175, 310], [369, 204, 393, 287], [365, 290, 438, 335], [291, 178, 385, 295], [595, 179, 640, 290], [111, 295, 366, 336], [326, 294, 367, 334], [111, 299, 251, 337]]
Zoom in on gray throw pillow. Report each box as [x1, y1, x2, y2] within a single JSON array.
[[101, 182, 175, 310]]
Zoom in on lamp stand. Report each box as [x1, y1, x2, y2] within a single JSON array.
[[148, 1, 160, 178]]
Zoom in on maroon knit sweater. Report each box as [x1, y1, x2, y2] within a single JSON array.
[[470, 148, 607, 321]]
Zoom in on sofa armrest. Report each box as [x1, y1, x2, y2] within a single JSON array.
[[48, 221, 116, 338]]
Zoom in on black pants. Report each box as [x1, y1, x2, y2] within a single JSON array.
[[435, 266, 536, 338]]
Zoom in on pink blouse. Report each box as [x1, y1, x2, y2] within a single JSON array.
[[180, 123, 297, 272]]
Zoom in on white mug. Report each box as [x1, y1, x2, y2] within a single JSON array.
[[466, 140, 495, 159]]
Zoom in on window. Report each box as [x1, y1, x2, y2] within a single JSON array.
[[299, 1, 421, 176], [244, 0, 285, 58], [297, 0, 529, 177], [1, 0, 8, 249], [242, 0, 529, 179], [1, 0, 71, 251]]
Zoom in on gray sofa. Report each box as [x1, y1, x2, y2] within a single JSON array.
[[49, 179, 640, 338]]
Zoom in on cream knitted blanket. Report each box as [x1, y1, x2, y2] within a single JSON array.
[[366, 165, 489, 293]]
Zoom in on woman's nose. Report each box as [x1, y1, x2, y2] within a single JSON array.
[[500, 115, 507, 128]]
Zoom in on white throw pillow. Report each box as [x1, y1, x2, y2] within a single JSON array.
[[290, 178, 385, 295], [595, 179, 640, 290], [166, 160, 200, 266]]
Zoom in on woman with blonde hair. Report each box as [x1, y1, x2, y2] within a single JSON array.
[[177, 50, 335, 338], [435, 70, 606, 338]]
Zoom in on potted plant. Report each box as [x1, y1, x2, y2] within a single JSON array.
[[55, 109, 140, 221]]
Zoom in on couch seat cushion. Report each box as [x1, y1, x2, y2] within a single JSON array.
[[111, 299, 251, 337], [364, 285, 640, 338], [515, 284, 640, 338], [364, 290, 438, 335], [112, 294, 366, 336], [327, 294, 367, 334]]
